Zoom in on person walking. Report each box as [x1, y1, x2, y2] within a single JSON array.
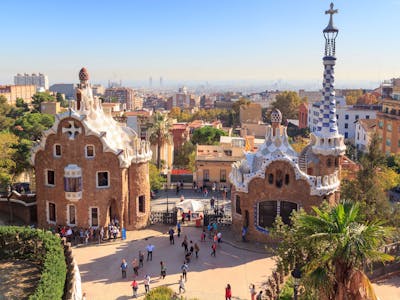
[[181, 261, 188, 281], [217, 231, 222, 243], [177, 222, 181, 237], [120, 259, 128, 278], [256, 290, 263, 300], [225, 284, 232, 300], [144, 274, 151, 294], [194, 242, 200, 258], [146, 243, 154, 261], [139, 250, 144, 268], [189, 241, 194, 254], [132, 258, 139, 276], [200, 229, 206, 242], [179, 275, 186, 294], [181, 236, 188, 253], [249, 284, 256, 300], [211, 242, 217, 257], [160, 261, 167, 279], [130, 279, 138, 298], [169, 227, 175, 245]]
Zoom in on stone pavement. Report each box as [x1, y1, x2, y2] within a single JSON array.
[[372, 274, 400, 300], [72, 224, 275, 300]]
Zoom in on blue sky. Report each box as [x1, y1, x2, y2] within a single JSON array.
[[1, 0, 399, 87]]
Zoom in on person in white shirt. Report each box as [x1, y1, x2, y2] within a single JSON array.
[[144, 274, 151, 293], [146, 244, 154, 261]]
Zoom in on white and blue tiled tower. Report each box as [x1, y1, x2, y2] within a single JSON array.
[[312, 3, 346, 157]]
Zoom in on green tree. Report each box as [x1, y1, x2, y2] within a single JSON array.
[[148, 113, 172, 169], [0, 95, 15, 131], [274, 202, 393, 300], [13, 113, 55, 141], [149, 163, 166, 191], [271, 91, 303, 121], [8, 98, 30, 119], [190, 126, 227, 145], [0, 132, 18, 186], [345, 89, 363, 105], [31, 92, 56, 112], [56, 92, 69, 108], [341, 133, 400, 222], [173, 141, 195, 168]]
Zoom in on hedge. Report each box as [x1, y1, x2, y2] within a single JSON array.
[[145, 286, 199, 300], [0, 226, 67, 300]]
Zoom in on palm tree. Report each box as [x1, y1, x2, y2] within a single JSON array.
[[276, 202, 393, 300], [148, 112, 172, 170]]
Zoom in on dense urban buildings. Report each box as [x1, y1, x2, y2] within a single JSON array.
[[31, 68, 152, 230], [104, 86, 143, 111]]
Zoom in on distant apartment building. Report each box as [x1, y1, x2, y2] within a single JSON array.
[[0, 84, 36, 105], [49, 84, 76, 99], [40, 101, 61, 115], [166, 87, 198, 110], [298, 90, 322, 103], [104, 87, 142, 111], [91, 84, 105, 97], [239, 103, 262, 125], [355, 119, 376, 152], [14, 73, 49, 90], [376, 99, 400, 154], [298, 102, 308, 129], [308, 97, 378, 141]]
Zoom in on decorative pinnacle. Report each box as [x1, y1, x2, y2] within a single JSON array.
[[324, 2, 338, 33]]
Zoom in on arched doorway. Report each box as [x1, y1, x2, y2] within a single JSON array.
[[108, 198, 120, 226]]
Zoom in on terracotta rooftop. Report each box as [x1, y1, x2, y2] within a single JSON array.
[[358, 119, 377, 132]]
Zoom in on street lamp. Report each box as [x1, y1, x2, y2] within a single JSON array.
[[165, 183, 169, 214], [7, 184, 13, 224], [291, 266, 302, 300]]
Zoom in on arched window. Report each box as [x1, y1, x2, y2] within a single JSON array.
[[276, 170, 283, 188], [285, 174, 290, 185], [327, 158, 332, 167], [235, 195, 242, 215], [268, 173, 274, 184]]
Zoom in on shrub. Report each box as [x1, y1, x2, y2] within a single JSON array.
[[0, 226, 66, 300]]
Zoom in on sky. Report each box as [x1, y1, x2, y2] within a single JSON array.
[[1, 0, 400, 88]]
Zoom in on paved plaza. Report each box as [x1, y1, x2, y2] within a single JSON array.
[[73, 224, 275, 300]]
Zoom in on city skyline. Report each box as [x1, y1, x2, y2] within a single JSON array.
[[2, 0, 399, 88]]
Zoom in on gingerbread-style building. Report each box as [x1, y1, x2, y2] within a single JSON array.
[[230, 4, 346, 242], [31, 68, 152, 230]]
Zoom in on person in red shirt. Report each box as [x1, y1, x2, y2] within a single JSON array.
[[130, 279, 138, 298], [225, 284, 232, 300]]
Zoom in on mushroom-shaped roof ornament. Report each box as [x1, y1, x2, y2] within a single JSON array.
[[271, 108, 282, 125], [79, 67, 89, 82]]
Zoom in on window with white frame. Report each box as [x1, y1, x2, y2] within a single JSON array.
[[46, 170, 55, 186], [68, 205, 76, 225], [90, 207, 99, 227], [48, 202, 56, 223], [54, 144, 61, 157], [85, 145, 95, 158], [96, 171, 109, 188]]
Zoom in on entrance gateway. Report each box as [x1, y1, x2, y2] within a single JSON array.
[[257, 200, 298, 228]]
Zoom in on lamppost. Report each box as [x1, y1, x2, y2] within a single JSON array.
[[7, 184, 13, 224], [291, 266, 302, 300], [165, 183, 169, 214]]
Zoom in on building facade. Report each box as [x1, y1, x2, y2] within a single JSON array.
[[14, 73, 49, 90], [0, 84, 36, 105], [104, 87, 142, 111], [31, 68, 152, 230], [355, 119, 377, 152], [230, 5, 346, 242], [376, 99, 400, 154]]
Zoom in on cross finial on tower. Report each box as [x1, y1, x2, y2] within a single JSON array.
[[325, 3, 338, 17]]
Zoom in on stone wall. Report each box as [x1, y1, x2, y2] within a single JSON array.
[[61, 237, 83, 300]]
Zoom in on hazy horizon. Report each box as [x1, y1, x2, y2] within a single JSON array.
[[2, 0, 399, 89]]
